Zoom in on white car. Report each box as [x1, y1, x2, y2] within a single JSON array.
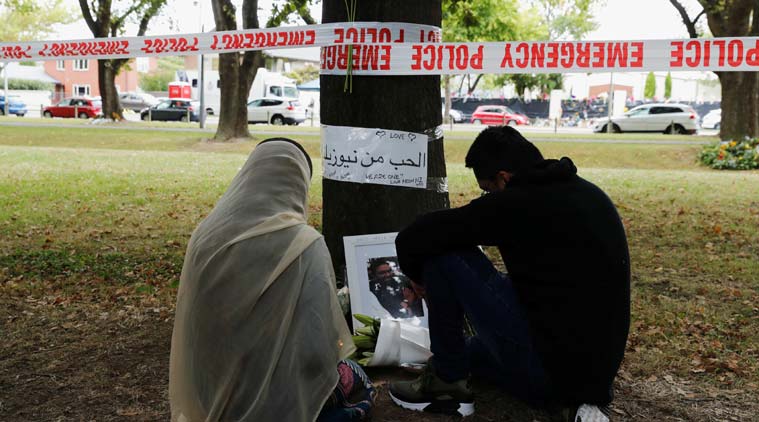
[[442, 106, 465, 123], [701, 109, 721, 130], [593, 103, 700, 134], [246, 98, 307, 125]]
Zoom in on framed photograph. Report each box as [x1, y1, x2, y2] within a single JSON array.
[[343, 232, 428, 331]]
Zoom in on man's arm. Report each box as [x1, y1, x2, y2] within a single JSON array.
[[395, 196, 504, 283]]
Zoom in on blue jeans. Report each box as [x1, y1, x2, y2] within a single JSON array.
[[423, 248, 552, 405]]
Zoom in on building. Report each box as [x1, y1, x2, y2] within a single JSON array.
[[43, 57, 158, 101]]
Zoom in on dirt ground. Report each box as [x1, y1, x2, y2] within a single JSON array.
[[1, 287, 757, 422]]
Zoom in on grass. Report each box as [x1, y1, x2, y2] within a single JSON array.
[[0, 126, 757, 408]]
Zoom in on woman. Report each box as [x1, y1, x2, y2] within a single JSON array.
[[169, 139, 372, 421]]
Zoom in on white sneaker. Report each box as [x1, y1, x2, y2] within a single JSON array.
[[574, 404, 610, 422]]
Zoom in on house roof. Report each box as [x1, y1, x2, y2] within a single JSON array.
[[264, 47, 320, 63], [3, 62, 60, 84]]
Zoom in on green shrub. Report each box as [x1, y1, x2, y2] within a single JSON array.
[[699, 137, 759, 170], [6, 78, 53, 91]]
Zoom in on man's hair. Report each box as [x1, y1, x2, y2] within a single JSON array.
[[368, 258, 392, 275], [258, 137, 313, 177], [465, 126, 544, 179]]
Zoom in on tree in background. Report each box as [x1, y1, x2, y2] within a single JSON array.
[[78, 0, 167, 121], [0, 0, 74, 41], [664, 72, 672, 99], [211, 0, 316, 141], [285, 64, 319, 86], [669, 0, 759, 140], [644, 72, 657, 100], [442, 0, 539, 97], [0, 0, 75, 114], [139, 57, 184, 92], [442, 0, 602, 99]]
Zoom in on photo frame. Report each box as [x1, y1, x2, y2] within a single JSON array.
[[343, 232, 428, 331]]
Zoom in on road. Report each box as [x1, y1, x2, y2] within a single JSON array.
[[0, 119, 716, 145]]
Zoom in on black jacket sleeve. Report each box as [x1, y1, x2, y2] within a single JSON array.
[[395, 195, 505, 282]]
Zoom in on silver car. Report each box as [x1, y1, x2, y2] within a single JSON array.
[[594, 103, 700, 135], [119, 92, 159, 113]]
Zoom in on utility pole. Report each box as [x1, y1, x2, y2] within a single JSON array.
[[2, 64, 8, 116]]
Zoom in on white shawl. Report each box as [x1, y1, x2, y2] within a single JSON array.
[[169, 140, 355, 422]]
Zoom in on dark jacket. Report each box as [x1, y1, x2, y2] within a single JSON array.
[[395, 157, 630, 405]]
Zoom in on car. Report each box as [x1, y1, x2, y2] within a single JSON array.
[[470, 105, 529, 126], [43, 97, 102, 119], [247, 98, 306, 125], [441, 105, 465, 123], [140, 99, 199, 122], [0, 94, 28, 117], [593, 103, 699, 134], [119, 92, 159, 113], [701, 109, 721, 130]]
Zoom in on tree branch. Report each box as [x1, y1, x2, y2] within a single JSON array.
[[78, 0, 99, 35], [212, 0, 237, 31], [136, 1, 163, 37], [242, 0, 260, 30], [111, 1, 147, 31], [668, 0, 699, 38]]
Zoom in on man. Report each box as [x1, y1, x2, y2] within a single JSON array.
[[368, 259, 406, 318], [389, 126, 630, 421]]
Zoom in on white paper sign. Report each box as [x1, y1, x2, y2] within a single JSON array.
[[322, 125, 428, 189]]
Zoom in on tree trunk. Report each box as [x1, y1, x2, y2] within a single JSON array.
[[696, 0, 758, 140], [717, 71, 759, 140], [97, 59, 124, 120], [321, 0, 449, 280], [212, 0, 265, 141]]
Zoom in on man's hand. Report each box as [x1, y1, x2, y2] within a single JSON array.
[[410, 280, 426, 299]]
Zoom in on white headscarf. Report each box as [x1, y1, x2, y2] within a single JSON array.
[[169, 140, 355, 422]]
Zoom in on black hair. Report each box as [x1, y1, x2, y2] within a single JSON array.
[[464, 126, 544, 180], [368, 258, 392, 275], [257, 137, 313, 177]]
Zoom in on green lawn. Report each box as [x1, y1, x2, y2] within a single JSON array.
[[0, 126, 756, 397]]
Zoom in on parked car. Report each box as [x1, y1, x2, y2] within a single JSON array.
[[246, 98, 306, 125], [593, 103, 699, 134], [43, 97, 102, 119], [0, 94, 27, 116], [119, 92, 159, 112], [470, 105, 529, 126], [441, 105, 465, 123], [140, 99, 199, 122], [701, 109, 721, 130]]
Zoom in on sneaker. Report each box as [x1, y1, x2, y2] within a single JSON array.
[[572, 404, 610, 422], [388, 365, 474, 417]]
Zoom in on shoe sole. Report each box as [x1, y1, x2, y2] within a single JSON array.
[[389, 391, 475, 417]]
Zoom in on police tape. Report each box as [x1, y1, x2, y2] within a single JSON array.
[[2, 21, 758, 74], [320, 38, 759, 75], [0, 22, 441, 62]]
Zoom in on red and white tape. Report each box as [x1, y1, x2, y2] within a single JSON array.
[[2, 21, 758, 74], [0, 22, 440, 62], [321, 37, 759, 75]]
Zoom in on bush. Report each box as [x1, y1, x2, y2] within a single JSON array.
[[139, 71, 174, 92], [6, 78, 53, 91], [699, 138, 759, 170]]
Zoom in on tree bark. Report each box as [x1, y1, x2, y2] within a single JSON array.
[[693, 0, 758, 140], [98, 59, 127, 120], [212, 0, 265, 141], [717, 72, 759, 140], [321, 0, 449, 280]]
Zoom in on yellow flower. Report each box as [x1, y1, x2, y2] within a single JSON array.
[[729, 141, 737, 147]]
